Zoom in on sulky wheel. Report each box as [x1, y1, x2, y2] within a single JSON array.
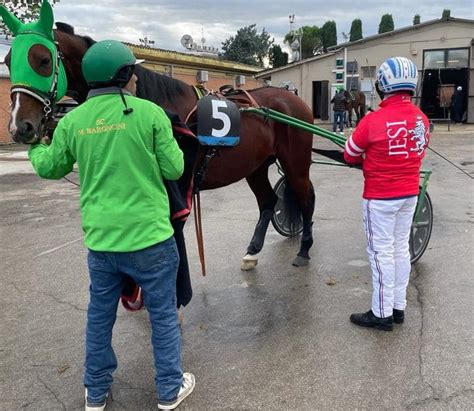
[[410, 190, 433, 264], [271, 176, 304, 237]]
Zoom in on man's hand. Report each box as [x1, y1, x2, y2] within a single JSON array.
[[40, 136, 52, 145]]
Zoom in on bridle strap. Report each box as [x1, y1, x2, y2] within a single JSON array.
[[11, 87, 51, 106]]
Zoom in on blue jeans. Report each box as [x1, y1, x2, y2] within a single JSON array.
[[333, 111, 344, 132], [84, 237, 182, 403]]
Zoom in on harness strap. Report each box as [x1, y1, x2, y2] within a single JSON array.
[[193, 192, 207, 276], [227, 89, 260, 109]]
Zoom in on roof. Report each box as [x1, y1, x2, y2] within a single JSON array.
[[329, 17, 474, 50], [255, 51, 336, 78], [124, 43, 262, 75]]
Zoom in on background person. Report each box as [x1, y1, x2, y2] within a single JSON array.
[[343, 57, 430, 331], [331, 87, 346, 134], [450, 86, 465, 124], [28, 40, 195, 410]]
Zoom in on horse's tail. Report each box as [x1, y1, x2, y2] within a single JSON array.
[[360, 101, 366, 118], [282, 178, 303, 236]]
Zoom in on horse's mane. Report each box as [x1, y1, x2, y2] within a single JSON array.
[[55, 22, 96, 48], [134, 64, 190, 106], [54, 22, 189, 107]]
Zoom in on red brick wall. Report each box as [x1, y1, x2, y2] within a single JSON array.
[[0, 78, 11, 144], [173, 72, 261, 91]]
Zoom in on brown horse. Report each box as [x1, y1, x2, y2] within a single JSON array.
[[5, 23, 315, 269], [344, 90, 366, 128]]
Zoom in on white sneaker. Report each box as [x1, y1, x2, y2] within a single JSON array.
[[85, 389, 109, 411], [157, 372, 196, 410]]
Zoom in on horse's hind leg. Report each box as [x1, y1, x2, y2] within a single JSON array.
[[241, 161, 277, 271], [278, 159, 315, 267], [292, 181, 315, 267]]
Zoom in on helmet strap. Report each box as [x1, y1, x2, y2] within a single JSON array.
[[119, 88, 133, 115], [375, 80, 385, 100]]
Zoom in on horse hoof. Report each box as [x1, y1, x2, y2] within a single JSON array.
[[292, 256, 310, 267], [241, 254, 258, 271]]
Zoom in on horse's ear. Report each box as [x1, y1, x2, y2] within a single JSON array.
[[0, 5, 22, 35], [38, 0, 55, 39]]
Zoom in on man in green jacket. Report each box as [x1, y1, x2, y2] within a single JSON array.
[[29, 40, 195, 411]]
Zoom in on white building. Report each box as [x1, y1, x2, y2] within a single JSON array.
[[256, 17, 474, 123]]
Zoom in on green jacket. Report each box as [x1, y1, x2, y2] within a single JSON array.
[[29, 88, 184, 252]]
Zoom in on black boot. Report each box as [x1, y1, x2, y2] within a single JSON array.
[[393, 309, 404, 324], [350, 310, 393, 331]]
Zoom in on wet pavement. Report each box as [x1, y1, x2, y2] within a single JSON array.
[[0, 128, 473, 410]]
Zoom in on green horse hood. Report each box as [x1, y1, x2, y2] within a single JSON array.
[[0, 0, 67, 102]]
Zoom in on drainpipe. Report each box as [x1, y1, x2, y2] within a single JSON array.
[[343, 47, 348, 90]]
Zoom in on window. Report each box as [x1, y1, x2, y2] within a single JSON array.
[[424, 48, 469, 69], [361, 66, 376, 78], [346, 61, 357, 73], [0, 43, 10, 78], [335, 58, 344, 68], [424, 50, 445, 69], [335, 72, 343, 81], [447, 49, 469, 68]]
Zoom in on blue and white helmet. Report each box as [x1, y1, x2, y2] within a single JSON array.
[[377, 57, 418, 94]]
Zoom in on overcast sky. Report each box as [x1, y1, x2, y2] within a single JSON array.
[[15, 1, 474, 53]]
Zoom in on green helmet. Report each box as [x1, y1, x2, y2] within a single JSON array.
[[82, 40, 139, 86]]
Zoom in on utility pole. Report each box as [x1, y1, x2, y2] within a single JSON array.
[[289, 14, 303, 62]]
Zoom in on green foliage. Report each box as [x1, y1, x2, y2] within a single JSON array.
[[378, 14, 394, 34], [320, 20, 337, 51], [284, 25, 321, 59], [1, 0, 60, 38], [349, 19, 363, 42], [221, 24, 273, 67], [269, 44, 288, 68], [413, 14, 421, 25], [441, 9, 451, 18]]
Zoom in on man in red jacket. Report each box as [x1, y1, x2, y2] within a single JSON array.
[[344, 57, 430, 331]]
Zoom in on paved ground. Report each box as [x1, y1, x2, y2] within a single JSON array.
[[0, 127, 473, 410]]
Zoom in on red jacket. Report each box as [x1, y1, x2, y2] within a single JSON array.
[[344, 94, 429, 199]]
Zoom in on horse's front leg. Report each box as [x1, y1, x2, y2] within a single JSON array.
[[241, 165, 277, 271]]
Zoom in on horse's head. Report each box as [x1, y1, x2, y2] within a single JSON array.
[[1, 1, 91, 144]]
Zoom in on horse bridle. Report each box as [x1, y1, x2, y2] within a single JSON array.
[[10, 32, 64, 139]]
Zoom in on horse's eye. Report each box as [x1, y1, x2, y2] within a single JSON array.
[[28, 44, 53, 77]]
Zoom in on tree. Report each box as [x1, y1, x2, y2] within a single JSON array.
[[442, 9, 451, 19], [1, 0, 60, 38], [221, 24, 273, 67], [269, 44, 288, 68], [413, 14, 421, 25], [320, 20, 337, 51], [378, 14, 394, 34], [349, 19, 363, 41], [284, 25, 321, 59]]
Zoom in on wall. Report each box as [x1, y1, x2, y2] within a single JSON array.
[[0, 78, 11, 143]]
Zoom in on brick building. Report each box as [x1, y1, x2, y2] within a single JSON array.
[[0, 40, 262, 143]]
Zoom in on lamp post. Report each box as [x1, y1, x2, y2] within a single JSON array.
[[289, 14, 303, 61]]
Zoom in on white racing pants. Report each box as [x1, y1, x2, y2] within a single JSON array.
[[362, 196, 417, 318]]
